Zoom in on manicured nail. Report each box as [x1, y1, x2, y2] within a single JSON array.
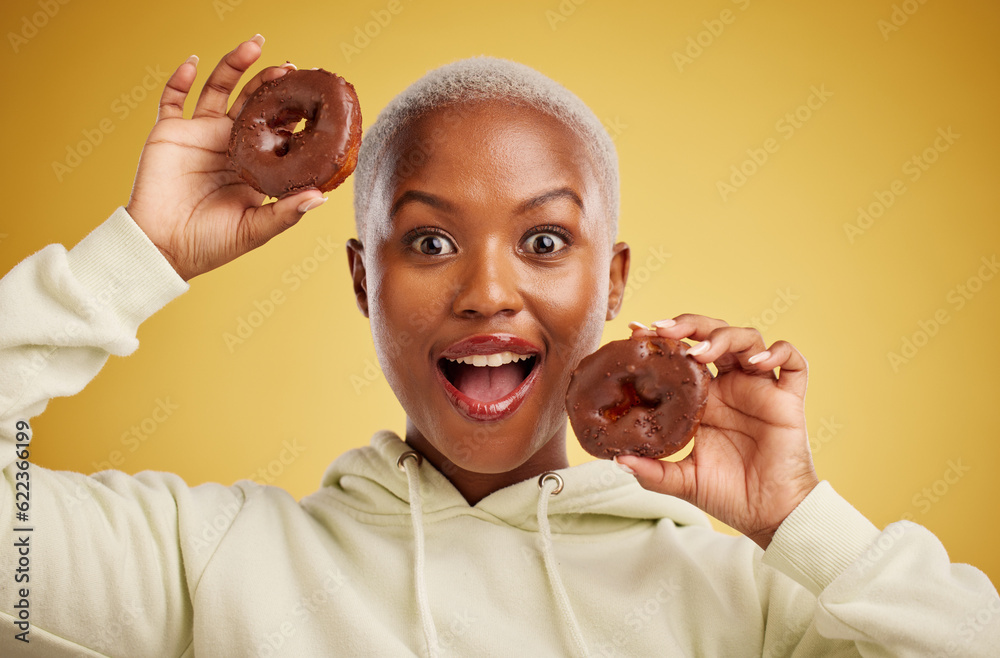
[[627, 321, 650, 331], [185, 55, 199, 67], [748, 351, 771, 365], [686, 340, 711, 356], [613, 455, 636, 475], [297, 196, 327, 213], [652, 319, 676, 328], [281, 62, 297, 70], [251, 34, 265, 47]]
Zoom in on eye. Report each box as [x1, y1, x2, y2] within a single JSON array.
[[411, 233, 456, 255], [521, 227, 570, 255]]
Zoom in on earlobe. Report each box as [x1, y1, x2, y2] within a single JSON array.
[[346, 238, 369, 317], [606, 242, 630, 321]]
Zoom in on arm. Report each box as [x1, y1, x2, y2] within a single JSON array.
[[618, 315, 1000, 656], [1, 36, 328, 654]]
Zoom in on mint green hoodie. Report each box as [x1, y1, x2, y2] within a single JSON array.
[[2, 208, 998, 657]]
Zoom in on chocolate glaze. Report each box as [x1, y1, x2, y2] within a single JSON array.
[[228, 69, 362, 197], [566, 337, 712, 460]]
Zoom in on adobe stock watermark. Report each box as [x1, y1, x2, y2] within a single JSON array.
[[438, 608, 479, 651], [807, 416, 843, 458], [545, 0, 588, 31], [7, 0, 71, 53], [253, 568, 349, 657], [744, 288, 798, 334], [16, 271, 128, 386], [340, 0, 408, 63], [886, 254, 997, 372], [249, 438, 307, 486], [602, 115, 628, 143], [52, 64, 171, 182], [585, 576, 682, 656], [934, 597, 1000, 657], [78, 600, 145, 654], [672, 0, 752, 72], [621, 245, 671, 303], [900, 458, 971, 521], [212, 0, 242, 20], [223, 235, 339, 352], [844, 127, 959, 244], [90, 397, 180, 472], [877, 0, 931, 41], [717, 84, 834, 202]]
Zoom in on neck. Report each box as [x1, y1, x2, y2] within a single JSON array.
[[404, 422, 570, 506]]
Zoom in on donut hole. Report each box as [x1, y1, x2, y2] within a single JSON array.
[[270, 109, 313, 158], [600, 377, 661, 422]]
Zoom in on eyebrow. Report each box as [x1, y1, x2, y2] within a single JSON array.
[[516, 187, 584, 214], [390, 190, 455, 218], [390, 187, 584, 219]]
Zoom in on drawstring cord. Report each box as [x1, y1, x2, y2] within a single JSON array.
[[537, 472, 590, 658], [398, 451, 440, 658], [396, 453, 588, 658]]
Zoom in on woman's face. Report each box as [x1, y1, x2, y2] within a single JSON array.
[[349, 100, 629, 481]]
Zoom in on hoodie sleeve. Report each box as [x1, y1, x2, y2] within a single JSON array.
[[0, 208, 245, 656], [759, 481, 1000, 656]]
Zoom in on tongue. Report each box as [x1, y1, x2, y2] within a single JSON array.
[[452, 363, 524, 402]]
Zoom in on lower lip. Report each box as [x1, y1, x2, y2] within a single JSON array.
[[435, 360, 540, 422]]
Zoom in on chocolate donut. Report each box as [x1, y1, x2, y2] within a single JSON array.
[[566, 337, 712, 460], [228, 69, 362, 197]]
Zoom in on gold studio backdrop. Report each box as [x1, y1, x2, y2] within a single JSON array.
[[1, 0, 997, 586]]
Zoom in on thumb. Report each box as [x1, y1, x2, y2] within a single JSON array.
[[241, 190, 326, 251], [615, 454, 697, 504]]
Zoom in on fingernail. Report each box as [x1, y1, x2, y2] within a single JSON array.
[[686, 340, 711, 356], [185, 55, 199, 67], [281, 62, 297, 70], [613, 455, 636, 475], [652, 318, 676, 328], [251, 34, 265, 47], [297, 196, 327, 213], [627, 321, 650, 331], [748, 350, 771, 365]]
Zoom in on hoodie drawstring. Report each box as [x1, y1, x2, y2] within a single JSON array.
[[537, 472, 590, 658], [398, 451, 440, 658]]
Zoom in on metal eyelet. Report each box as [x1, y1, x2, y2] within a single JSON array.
[[537, 471, 564, 495], [397, 450, 423, 471]]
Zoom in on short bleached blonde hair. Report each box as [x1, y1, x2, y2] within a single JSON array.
[[352, 56, 620, 245]]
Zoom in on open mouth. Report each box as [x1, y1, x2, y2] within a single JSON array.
[[436, 335, 541, 421]]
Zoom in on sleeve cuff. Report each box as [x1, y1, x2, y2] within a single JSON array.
[[65, 207, 189, 331], [761, 480, 881, 596]]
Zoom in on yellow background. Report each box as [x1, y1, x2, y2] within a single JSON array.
[[2, 0, 997, 587]]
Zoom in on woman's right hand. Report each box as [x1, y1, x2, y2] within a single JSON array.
[[125, 35, 327, 282]]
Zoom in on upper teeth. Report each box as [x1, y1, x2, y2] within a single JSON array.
[[446, 352, 533, 367]]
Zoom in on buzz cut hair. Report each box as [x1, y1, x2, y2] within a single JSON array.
[[352, 56, 620, 245]]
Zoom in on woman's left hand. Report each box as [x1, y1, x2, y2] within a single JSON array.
[[617, 314, 819, 550]]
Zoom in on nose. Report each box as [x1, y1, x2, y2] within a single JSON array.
[[451, 243, 523, 319]]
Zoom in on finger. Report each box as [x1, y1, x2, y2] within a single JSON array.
[[627, 321, 657, 339], [653, 314, 729, 343], [157, 55, 199, 122], [748, 340, 808, 398], [227, 63, 297, 121], [679, 325, 769, 376], [192, 35, 265, 119], [615, 454, 698, 505], [237, 190, 326, 253]]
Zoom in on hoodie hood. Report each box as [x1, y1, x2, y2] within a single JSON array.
[[314, 430, 710, 533]]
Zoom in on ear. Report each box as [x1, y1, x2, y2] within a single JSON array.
[[606, 242, 630, 321], [346, 238, 369, 317]]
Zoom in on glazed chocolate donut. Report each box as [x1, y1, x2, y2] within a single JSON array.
[[566, 337, 712, 460], [228, 68, 362, 197]]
